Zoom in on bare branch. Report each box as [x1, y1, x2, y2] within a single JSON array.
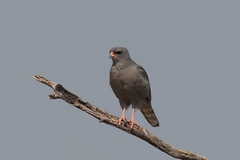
[[33, 74, 208, 160]]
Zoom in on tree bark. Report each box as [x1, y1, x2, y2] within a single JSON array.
[[33, 74, 208, 160]]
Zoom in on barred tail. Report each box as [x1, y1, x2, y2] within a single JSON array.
[[140, 105, 160, 127]]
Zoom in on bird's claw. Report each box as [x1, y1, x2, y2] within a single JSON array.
[[116, 117, 127, 125], [128, 120, 139, 129]]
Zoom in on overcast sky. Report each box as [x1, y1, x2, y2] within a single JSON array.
[[1, 1, 240, 160]]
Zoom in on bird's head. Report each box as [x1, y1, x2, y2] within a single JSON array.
[[109, 47, 131, 63]]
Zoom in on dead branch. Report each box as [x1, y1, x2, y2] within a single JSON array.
[[33, 74, 208, 160]]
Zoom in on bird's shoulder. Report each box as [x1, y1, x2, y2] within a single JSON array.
[[136, 65, 149, 81]]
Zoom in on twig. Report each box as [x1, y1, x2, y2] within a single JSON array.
[[33, 74, 208, 160]]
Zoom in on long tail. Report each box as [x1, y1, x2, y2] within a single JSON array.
[[140, 105, 160, 127]]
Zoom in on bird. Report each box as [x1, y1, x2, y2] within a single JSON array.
[[109, 47, 159, 128]]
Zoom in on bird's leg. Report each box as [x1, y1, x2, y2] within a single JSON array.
[[129, 108, 139, 129], [116, 108, 127, 125]]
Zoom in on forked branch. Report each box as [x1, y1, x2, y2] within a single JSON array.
[[33, 74, 208, 160]]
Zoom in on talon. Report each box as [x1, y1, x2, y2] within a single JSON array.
[[116, 108, 127, 125], [128, 120, 139, 129], [116, 117, 127, 125]]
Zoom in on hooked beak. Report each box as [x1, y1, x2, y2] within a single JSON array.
[[109, 52, 117, 58]]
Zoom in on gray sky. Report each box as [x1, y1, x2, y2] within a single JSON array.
[[1, 1, 240, 160]]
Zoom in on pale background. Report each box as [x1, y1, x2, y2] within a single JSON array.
[[1, 1, 240, 160]]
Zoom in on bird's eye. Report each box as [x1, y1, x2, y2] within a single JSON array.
[[115, 51, 121, 54]]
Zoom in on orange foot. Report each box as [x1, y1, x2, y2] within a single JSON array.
[[128, 120, 139, 129], [129, 108, 139, 129], [116, 116, 127, 125]]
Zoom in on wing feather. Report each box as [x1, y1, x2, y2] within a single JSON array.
[[137, 65, 151, 102]]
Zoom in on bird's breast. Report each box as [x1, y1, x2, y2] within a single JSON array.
[[110, 65, 145, 91]]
